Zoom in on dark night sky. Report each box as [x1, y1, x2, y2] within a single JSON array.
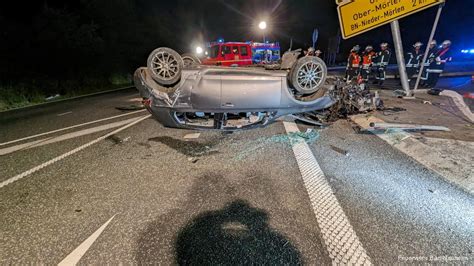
[[2, 0, 472, 51], [1, 0, 473, 80]]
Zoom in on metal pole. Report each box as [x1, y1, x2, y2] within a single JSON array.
[[390, 20, 411, 96], [414, 3, 444, 92]]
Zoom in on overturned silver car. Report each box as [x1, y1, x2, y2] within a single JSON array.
[[134, 47, 381, 130]]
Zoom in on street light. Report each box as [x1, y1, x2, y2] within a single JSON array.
[[258, 21, 267, 43], [196, 46, 203, 54]]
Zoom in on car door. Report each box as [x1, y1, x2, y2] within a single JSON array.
[[191, 72, 222, 110], [220, 71, 282, 109]]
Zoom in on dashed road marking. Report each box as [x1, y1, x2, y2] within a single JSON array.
[[283, 121, 372, 265], [0, 115, 151, 189], [58, 214, 116, 266], [57, 111, 73, 116], [0, 109, 146, 147]]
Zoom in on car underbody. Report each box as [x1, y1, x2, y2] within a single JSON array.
[[134, 47, 382, 130]]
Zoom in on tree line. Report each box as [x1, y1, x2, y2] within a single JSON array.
[[0, 0, 196, 97]]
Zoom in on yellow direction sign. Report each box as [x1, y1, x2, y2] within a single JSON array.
[[337, 0, 445, 39]]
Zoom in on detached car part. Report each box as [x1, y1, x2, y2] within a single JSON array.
[[301, 78, 384, 123], [135, 47, 333, 130]]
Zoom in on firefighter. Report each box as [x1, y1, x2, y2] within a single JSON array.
[[420, 40, 438, 86], [426, 40, 452, 92], [406, 42, 423, 82], [315, 49, 322, 57], [346, 45, 361, 82], [371, 46, 380, 83], [360, 45, 375, 83], [374, 42, 391, 86]]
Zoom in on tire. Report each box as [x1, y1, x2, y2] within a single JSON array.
[[181, 53, 201, 67], [290, 56, 327, 94], [147, 47, 183, 86]]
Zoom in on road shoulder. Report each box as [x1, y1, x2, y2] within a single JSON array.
[[350, 90, 473, 194]]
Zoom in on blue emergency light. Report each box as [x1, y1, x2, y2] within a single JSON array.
[[460, 49, 474, 54]]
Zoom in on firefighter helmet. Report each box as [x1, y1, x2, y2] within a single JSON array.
[[365, 45, 373, 51], [413, 42, 423, 48], [352, 45, 360, 52], [308, 47, 315, 53], [442, 40, 452, 47], [380, 42, 388, 48], [430, 40, 437, 46]]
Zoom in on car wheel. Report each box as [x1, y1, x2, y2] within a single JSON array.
[[290, 56, 327, 94], [147, 47, 183, 86], [182, 53, 201, 67]]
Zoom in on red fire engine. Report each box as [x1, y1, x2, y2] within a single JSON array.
[[202, 42, 253, 66], [202, 41, 281, 67]]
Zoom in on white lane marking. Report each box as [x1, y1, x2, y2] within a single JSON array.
[[0, 138, 54, 156], [128, 97, 144, 102], [57, 111, 73, 116], [0, 109, 146, 147], [0, 115, 151, 189], [0, 117, 141, 156], [58, 214, 116, 266], [283, 121, 372, 265], [184, 133, 201, 139]]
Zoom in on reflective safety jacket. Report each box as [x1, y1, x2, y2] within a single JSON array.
[[424, 47, 439, 67], [428, 48, 452, 73], [375, 49, 391, 67], [406, 48, 423, 68], [347, 52, 361, 68], [361, 51, 376, 69], [433, 47, 452, 67]]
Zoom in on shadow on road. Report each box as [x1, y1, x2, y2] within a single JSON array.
[[136, 200, 302, 265]]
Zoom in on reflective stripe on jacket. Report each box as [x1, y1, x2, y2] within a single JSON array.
[[347, 52, 361, 68], [377, 49, 391, 66]]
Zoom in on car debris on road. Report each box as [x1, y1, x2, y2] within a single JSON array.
[[369, 122, 450, 132], [184, 133, 201, 139], [329, 145, 349, 156]]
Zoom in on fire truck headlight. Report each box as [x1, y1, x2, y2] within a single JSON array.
[[196, 46, 203, 54]]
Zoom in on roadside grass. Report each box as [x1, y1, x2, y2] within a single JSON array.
[[0, 85, 45, 111], [0, 74, 132, 111]]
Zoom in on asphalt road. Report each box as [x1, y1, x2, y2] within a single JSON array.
[[435, 76, 474, 95], [0, 88, 473, 265]]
